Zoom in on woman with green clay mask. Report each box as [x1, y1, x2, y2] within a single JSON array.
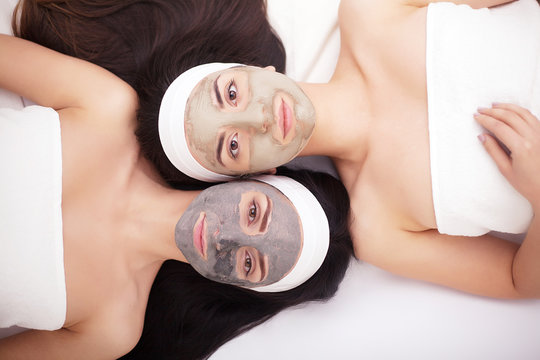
[[185, 66, 315, 176], [157, 0, 540, 302], [159, 63, 316, 181]]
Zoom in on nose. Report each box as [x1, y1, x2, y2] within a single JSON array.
[[260, 119, 270, 133], [248, 118, 270, 135], [258, 106, 272, 133], [236, 101, 272, 134]]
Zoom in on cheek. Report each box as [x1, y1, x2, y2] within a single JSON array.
[[212, 248, 236, 280], [188, 122, 218, 148], [247, 137, 297, 170]]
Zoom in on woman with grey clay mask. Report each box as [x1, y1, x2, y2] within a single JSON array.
[[155, 0, 540, 300], [0, 35, 354, 359], [175, 174, 329, 292]]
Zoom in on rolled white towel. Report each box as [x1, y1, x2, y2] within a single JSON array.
[[0, 106, 65, 331]]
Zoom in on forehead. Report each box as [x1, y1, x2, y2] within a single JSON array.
[[221, 180, 291, 203], [209, 66, 247, 80], [203, 180, 300, 227], [190, 66, 250, 95]]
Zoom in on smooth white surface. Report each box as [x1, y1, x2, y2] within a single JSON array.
[[212, 261, 540, 360]]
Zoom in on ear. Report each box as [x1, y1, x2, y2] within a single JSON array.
[[263, 65, 276, 72]]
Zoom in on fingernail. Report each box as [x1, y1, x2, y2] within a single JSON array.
[[477, 134, 486, 143], [492, 102, 502, 107], [477, 107, 489, 112]]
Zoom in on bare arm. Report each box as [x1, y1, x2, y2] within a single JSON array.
[[363, 227, 523, 299], [0, 34, 136, 122], [362, 104, 540, 299], [476, 104, 540, 296]]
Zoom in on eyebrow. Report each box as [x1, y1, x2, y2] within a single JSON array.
[[216, 132, 225, 166], [259, 195, 271, 233], [214, 74, 224, 108]]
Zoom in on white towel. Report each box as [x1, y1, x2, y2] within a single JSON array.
[[0, 106, 65, 330], [426, 0, 540, 236]]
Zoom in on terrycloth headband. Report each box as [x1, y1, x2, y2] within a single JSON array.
[[250, 175, 330, 293], [158, 62, 242, 182]]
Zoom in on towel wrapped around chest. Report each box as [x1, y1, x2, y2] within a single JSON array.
[[427, 0, 540, 236]]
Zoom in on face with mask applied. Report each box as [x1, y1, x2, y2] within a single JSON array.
[[175, 180, 303, 288], [184, 66, 316, 175]]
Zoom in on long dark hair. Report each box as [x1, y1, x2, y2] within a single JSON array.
[[14, 0, 287, 189], [120, 168, 354, 360]]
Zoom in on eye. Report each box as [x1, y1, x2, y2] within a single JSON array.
[[229, 133, 239, 158], [227, 80, 238, 106], [244, 251, 252, 275], [248, 201, 257, 224]]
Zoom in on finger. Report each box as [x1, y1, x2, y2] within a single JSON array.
[[478, 133, 513, 179], [474, 113, 522, 153], [477, 107, 529, 136], [491, 103, 539, 127]]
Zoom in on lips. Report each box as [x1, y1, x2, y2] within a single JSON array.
[[193, 212, 207, 260], [279, 99, 293, 140]]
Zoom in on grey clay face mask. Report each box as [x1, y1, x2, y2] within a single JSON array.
[[175, 180, 303, 288], [184, 66, 316, 175]]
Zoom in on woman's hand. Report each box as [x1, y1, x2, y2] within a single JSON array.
[[475, 103, 540, 208]]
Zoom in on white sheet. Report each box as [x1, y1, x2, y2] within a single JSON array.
[[1, 1, 540, 359], [213, 262, 540, 360]]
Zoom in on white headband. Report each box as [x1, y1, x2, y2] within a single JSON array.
[[158, 62, 242, 182], [250, 175, 330, 293]]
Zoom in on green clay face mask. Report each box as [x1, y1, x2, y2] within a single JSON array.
[[184, 66, 316, 175], [175, 180, 303, 288]]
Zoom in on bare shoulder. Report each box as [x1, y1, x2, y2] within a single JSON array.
[[338, 0, 426, 50], [338, 0, 420, 24], [82, 76, 138, 131], [57, 79, 137, 139]]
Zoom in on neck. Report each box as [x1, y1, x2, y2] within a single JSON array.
[[123, 156, 201, 269], [297, 78, 371, 164]]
